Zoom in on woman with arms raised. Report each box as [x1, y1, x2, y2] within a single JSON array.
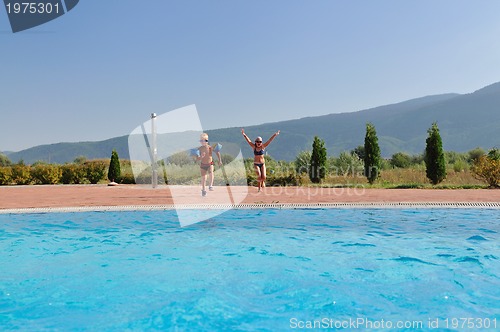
[[241, 128, 280, 192]]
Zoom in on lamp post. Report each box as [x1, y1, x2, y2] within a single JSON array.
[[151, 113, 158, 188]]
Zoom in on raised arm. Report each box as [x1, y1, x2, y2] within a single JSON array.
[[241, 128, 255, 148], [263, 130, 280, 148]]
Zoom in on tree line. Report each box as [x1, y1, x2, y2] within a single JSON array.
[[306, 122, 499, 187], [1, 126, 498, 187]]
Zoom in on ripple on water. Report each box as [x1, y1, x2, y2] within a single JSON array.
[[467, 235, 488, 241], [393, 256, 437, 265], [342, 243, 376, 247], [454, 256, 482, 265], [436, 253, 455, 258]]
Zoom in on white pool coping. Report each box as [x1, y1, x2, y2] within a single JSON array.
[[0, 202, 499, 214]]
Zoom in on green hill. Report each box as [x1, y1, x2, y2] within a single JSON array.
[[6, 136, 130, 165], [6, 82, 500, 164]]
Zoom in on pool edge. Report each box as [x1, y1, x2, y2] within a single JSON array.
[[1, 202, 499, 214]]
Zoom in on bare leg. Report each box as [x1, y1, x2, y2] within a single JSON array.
[[254, 165, 262, 191], [200, 169, 207, 192], [261, 164, 267, 191], [208, 165, 214, 188]]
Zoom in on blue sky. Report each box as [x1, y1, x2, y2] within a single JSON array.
[[1, 0, 500, 152]]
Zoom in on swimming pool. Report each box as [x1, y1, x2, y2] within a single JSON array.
[[1, 209, 498, 331]]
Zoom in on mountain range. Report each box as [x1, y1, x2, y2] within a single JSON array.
[[4, 81, 500, 164]]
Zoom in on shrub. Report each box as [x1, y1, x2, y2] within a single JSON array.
[[244, 157, 255, 171], [167, 151, 194, 166], [220, 154, 235, 165], [411, 154, 424, 165], [295, 150, 311, 174], [118, 160, 137, 184], [30, 164, 62, 185], [0, 167, 13, 185], [246, 172, 257, 186], [380, 159, 392, 171], [364, 123, 381, 184], [309, 136, 327, 183], [159, 160, 169, 185], [217, 162, 248, 186], [266, 170, 299, 186], [84, 161, 107, 184], [424, 122, 446, 185], [452, 160, 468, 172], [488, 148, 500, 161], [11, 164, 31, 185], [0, 154, 12, 167], [134, 171, 154, 185], [119, 172, 136, 184], [471, 148, 500, 188], [73, 156, 88, 164], [352, 145, 365, 160], [467, 147, 486, 163], [332, 151, 363, 176], [263, 155, 278, 170], [60, 164, 87, 184], [390, 152, 412, 168]]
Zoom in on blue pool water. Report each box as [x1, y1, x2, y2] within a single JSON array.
[[0, 209, 499, 331]]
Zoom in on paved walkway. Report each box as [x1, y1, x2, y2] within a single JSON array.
[[1, 185, 499, 209]]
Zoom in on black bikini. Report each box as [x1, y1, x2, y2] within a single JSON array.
[[253, 147, 265, 156], [200, 161, 213, 171], [254, 147, 265, 171]]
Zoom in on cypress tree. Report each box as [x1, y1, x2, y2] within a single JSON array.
[[309, 136, 327, 183], [108, 149, 121, 183], [425, 122, 446, 184], [364, 123, 381, 184]]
